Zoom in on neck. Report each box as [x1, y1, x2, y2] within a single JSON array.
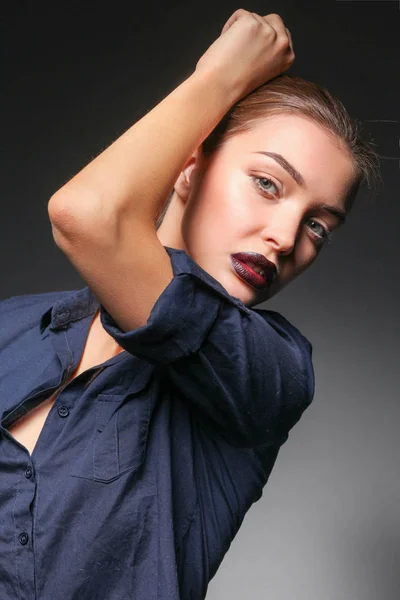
[[156, 192, 186, 250]]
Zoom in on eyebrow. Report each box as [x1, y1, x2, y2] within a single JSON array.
[[252, 151, 347, 225]]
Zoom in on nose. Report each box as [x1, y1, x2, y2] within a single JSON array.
[[262, 208, 301, 256]]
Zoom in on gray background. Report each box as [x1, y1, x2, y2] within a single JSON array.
[[2, 1, 399, 598]]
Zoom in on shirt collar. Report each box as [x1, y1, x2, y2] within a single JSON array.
[[40, 286, 100, 334]]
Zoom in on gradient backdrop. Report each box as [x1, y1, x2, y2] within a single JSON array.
[[3, 1, 399, 598]]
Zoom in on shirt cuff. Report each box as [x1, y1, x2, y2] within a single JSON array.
[[99, 246, 251, 365]]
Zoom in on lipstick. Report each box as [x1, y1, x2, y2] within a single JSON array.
[[230, 252, 277, 291]]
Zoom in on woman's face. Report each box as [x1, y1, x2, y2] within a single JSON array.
[[157, 113, 356, 308]]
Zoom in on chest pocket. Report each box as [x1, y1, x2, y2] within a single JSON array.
[[70, 371, 156, 483]]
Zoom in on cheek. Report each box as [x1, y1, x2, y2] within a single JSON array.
[[275, 236, 319, 286], [185, 173, 236, 235], [291, 238, 320, 276], [183, 167, 260, 248], [207, 170, 259, 235]]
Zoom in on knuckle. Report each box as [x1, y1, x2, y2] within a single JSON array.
[[268, 13, 283, 22], [286, 50, 295, 66], [245, 15, 262, 30], [236, 8, 251, 17], [277, 34, 291, 51]]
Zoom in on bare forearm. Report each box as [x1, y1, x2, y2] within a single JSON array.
[[49, 69, 238, 228]]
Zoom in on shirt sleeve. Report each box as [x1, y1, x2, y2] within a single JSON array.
[[99, 246, 315, 448]]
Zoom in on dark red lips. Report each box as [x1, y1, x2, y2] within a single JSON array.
[[230, 252, 277, 291]]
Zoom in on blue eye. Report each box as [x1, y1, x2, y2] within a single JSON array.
[[252, 176, 279, 197]]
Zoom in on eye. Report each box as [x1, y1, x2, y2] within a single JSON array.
[[307, 219, 333, 246], [252, 176, 280, 197]]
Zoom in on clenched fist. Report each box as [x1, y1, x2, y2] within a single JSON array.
[[196, 9, 295, 102]]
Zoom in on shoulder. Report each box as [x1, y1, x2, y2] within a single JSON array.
[[0, 289, 72, 313], [0, 289, 77, 335]]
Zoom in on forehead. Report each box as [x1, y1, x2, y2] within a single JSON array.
[[229, 113, 344, 151], [223, 113, 356, 206]]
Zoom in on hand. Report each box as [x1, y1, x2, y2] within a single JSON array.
[[195, 9, 295, 102]]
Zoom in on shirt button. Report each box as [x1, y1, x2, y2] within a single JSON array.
[[19, 532, 29, 545], [25, 467, 33, 479], [58, 406, 69, 418]]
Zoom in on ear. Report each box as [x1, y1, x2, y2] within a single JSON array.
[[174, 147, 204, 201]]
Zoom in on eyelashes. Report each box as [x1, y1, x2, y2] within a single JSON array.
[[251, 175, 333, 246], [308, 220, 333, 245], [253, 175, 281, 197]]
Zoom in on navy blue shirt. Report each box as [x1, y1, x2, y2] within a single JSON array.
[[0, 246, 315, 600]]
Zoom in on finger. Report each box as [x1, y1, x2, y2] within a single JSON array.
[[250, 12, 265, 25], [221, 8, 251, 35], [251, 12, 277, 34], [285, 27, 293, 52], [262, 13, 287, 37]]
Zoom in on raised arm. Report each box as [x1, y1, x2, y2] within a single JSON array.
[[48, 10, 294, 332]]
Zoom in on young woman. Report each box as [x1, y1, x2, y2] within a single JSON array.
[[0, 9, 379, 600]]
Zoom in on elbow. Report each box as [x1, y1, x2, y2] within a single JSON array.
[[48, 192, 78, 239], [48, 194, 90, 253], [48, 188, 117, 249], [47, 192, 78, 252]]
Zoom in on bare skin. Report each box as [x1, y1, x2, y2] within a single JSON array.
[[47, 11, 296, 333], [156, 113, 355, 308]]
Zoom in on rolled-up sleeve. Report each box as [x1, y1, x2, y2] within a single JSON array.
[[99, 246, 315, 448]]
